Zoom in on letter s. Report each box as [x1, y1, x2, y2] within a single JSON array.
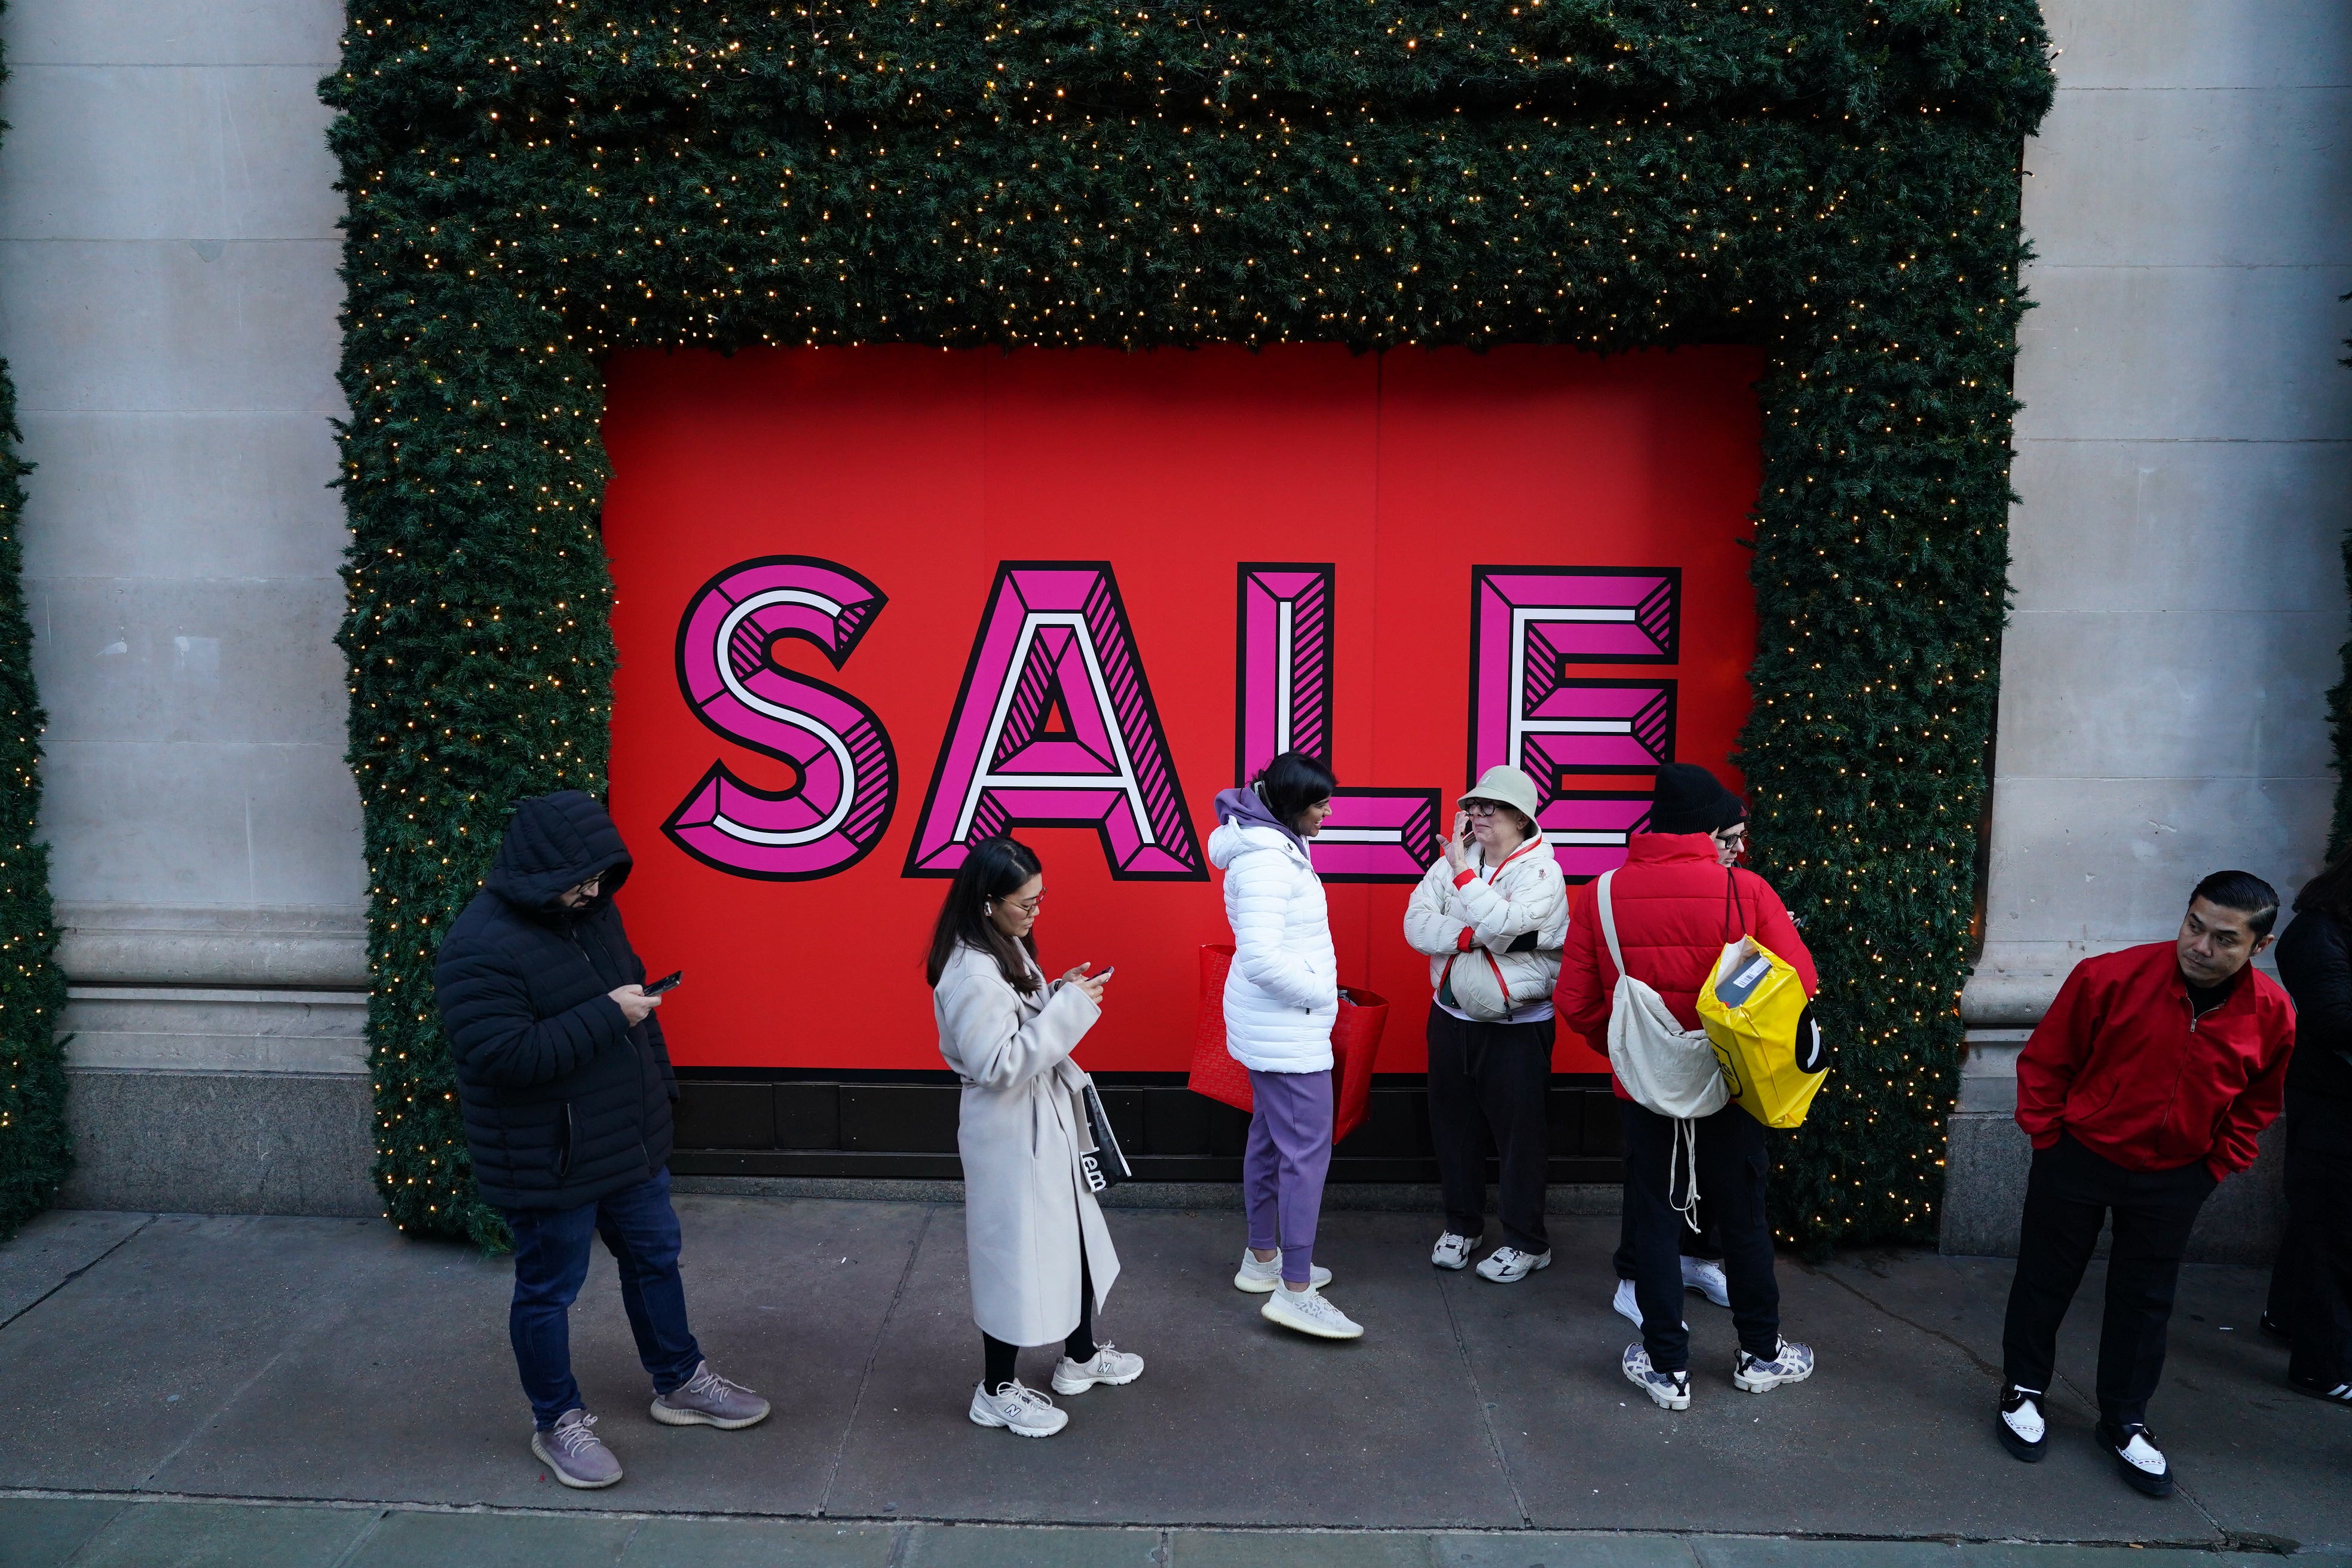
[[664, 555, 896, 880]]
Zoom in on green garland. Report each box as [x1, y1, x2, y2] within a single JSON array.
[[326, 0, 2051, 1249], [2329, 322, 2352, 859], [0, 0, 72, 1244]]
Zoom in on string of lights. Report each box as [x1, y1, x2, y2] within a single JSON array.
[[324, 0, 2054, 1251]]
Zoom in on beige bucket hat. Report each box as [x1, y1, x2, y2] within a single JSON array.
[[1458, 764, 1542, 825]]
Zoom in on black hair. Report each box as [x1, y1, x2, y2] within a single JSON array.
[[924, 835, 1045, 993], [1252, 751, 1339, 829], [2190, 869, 2280, 939], [2295, 845, 2352, 920]]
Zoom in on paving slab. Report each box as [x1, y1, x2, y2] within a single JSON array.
[[0, 1210, 152, 1325], [1441, 1219, 2219, 1542], [903, 1523, 1166, 1567], [1434, 1534, 1699, 1567], [340, 1508, 639, 1566], [151, 1195, 932, 1513], [64, 1500, 376, 1568], [822, 1207, 1526, 1528], [0, 1496, 127, 1568], [1169, 1529, 1437, 1567], [618, 1516, 899, 1566], [0, 1215, 403, 1492]]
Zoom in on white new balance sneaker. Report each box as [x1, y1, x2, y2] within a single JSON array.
[[1680, 1256, 1731, 1306], [1051, 1342, 1145, 1395], [1431, 1232, 1475, 1270], [1233, 1248, 1333, 1293], [969, 1379, 1068, 1438], [1475, 1246, 1552, 1284], [1261, 1285, 1364, 1340], [1622, 1343, 1690, 1410]]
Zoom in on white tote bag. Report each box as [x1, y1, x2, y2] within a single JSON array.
[[1595, 870, 1728, 1226]]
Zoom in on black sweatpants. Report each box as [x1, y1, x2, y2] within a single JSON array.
[[1617, 1099, 1780, 1372], [2001, 1132, 2217, 1427], [982, 1255, 1097, 1389], [1425, 1005, 1555, 1252], [2264, 1095, 2352, 1390], [1613, 1195, 1723, 1279]]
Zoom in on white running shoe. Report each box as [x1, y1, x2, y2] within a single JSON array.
[[1260, 1285, 1364, 1340], [1431, 1232, 1475, 1270], [1732, 1338, 1815, 1394], [1681, 1256, 1731, 1306], [1475, 1246, 1552, 1284], [968, 1379, 1068, 1438], [1611, 1278, 1688, 1331], [1622, 1343, 1691, 1410], [1051, 1342, 1145, 1395], [1233, 1248, 1332, 1293]]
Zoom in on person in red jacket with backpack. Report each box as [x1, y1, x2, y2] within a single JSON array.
[[1557, 763, 1820, 1411], [1997, 870, 2295, 1499]]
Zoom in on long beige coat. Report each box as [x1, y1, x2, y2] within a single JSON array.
[[933, 942, 1122, 1346]]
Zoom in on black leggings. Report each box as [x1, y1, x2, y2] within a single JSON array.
[[982, 1255, 1097, 1390]]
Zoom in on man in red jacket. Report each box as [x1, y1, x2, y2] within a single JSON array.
[[1558, 763, 1820, 1411], [1998, 870, 2295, 1498]]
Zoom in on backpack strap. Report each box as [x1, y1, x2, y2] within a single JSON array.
[[1595, 869, 1628, 978]]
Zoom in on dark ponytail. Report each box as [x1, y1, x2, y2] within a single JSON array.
[[924, 836, 1045, 993], [1252, 751, 1339, 829]]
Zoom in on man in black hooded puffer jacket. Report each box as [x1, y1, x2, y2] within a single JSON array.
[[436, 791, 768, 1489]]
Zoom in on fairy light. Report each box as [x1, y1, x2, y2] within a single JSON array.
[[326, 0, 2055, 1249]]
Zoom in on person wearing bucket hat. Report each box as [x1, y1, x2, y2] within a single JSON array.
[[1556, 761, 1821, 1410], [1403, 764, 1570, 1282]]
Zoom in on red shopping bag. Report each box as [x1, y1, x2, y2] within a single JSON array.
[[1188, 944, 1388, 1146]]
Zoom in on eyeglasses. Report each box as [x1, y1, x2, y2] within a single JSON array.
[[999, 892, 1044, 915], [566, 875, 602, 896], [1463, 801, 1502, 817]]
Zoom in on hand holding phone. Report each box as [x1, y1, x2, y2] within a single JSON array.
[[645, 970, 684, 996]]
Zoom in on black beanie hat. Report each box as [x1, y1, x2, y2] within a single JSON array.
[[1650, 763, 1747, 835]]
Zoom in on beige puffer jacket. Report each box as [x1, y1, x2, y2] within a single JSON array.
[[1402, 834, 1569, 1022]]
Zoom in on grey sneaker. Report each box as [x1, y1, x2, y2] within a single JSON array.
[[969, 1378, 1069, 1437], [530, 1407, 623, 1489], [1622, 1343, 1691, 1411], [651, 1361, 771, 1429], [1052, 1342, 1146, 1395], [1733, 1338, 1815, 1394]]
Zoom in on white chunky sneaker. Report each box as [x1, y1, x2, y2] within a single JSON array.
[[1233, 1248, 1331, 1293], [1997, 1383, 2048, 1462], [969, 1379, 1068, 1438], [1622, 1343, 1691, 1411], [1680, 1256, 1731, 1306], [1261, 1285, 1364, 1340], [1613, 1278, 1643, 1328], [1475, 1246, 1552, 1284], [2098, 1419, 2173, 1497], [1051, 1342, 1145, 1395], [1732, 1338, 1816, 1394], [530, 1408, 623, 1489], [1431, 1232, 1475, 1271]]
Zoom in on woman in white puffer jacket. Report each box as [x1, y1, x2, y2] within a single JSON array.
[[1208, 752, 1362, 1341]]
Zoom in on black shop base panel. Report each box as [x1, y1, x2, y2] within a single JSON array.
[[671, 1070, 1624, 1185]]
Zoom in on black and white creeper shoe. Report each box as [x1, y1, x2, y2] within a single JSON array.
[[2096, 1418, 2173, 1498], [2289, 1374, 2352, 1405], [1996, 1383, 2047, 1462]]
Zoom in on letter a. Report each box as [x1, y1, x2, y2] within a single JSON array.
[[906, 562, 1205, 880], [665, 556, 897, 880]]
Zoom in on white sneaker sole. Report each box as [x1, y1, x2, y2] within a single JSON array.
[[1477, 1252, 1552, 1284], [1234, 1266, 1333, 1294], [530, 1432, 623, 1489], [1260, 1294, 1364, 1340], [1432, 1252, 1470, 1271], [1052, 1363, 1144, 1396], [968, 1399, 1068, 1438], [649, 1396, 770, 1430], [1624, 1366, 1690, 1411], [1734, 1361, 1814, 1394]]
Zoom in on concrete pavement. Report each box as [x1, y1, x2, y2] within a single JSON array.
[[0, 1196, 2344, 1561]]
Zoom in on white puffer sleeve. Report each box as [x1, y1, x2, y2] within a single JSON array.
[[1402, 859, 1468, 957], [1453, 853, 1567, 953], [1226, 847, 1335, 1010]]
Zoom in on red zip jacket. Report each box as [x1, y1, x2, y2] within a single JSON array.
[[2016, 941, 2295, 1181], [1557, 833, 1818, 1099]]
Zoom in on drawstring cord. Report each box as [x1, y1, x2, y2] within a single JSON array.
[[1671, 1116, 1702, 1230]]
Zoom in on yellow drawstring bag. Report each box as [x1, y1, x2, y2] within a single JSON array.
[[1695, 937, 1827, 1129]]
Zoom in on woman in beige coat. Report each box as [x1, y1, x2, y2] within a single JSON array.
[[927, 835, 1143, 1438]]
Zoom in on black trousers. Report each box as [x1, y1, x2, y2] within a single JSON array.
[[1617, 1099, 1780, 1371], [1425, 1005, 1555, 1252], [1613, 1194, 1723, 1279], [2264, 1095, 2352, 1389], [982, 1255, 1097, 1389], [2001, 1132, 2217, 1427]]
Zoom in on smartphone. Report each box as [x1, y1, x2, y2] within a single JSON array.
[[644, 970, 684, 996], [1094, 966, 1116, 981]]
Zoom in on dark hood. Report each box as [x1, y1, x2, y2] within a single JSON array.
[[486, 791, 633, 917], [1212, 784, 1313, 860]]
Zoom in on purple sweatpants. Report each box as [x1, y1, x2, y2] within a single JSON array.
[[1244, 1068, 1334, 1285]]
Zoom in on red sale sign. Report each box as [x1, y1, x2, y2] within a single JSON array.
[[601, 344, 1763, 1074]]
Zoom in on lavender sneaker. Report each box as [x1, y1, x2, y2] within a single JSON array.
[[650, 1361, 771, 1429], [531, 1407, 623, 1489]]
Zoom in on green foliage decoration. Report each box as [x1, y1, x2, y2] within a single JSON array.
[[2328, 317, 2352, 860], [325, 0, 2052, 1248], [0, 0, 74, 1242]]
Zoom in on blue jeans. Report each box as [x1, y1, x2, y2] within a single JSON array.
[[501, 1169, 704, 1429]]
